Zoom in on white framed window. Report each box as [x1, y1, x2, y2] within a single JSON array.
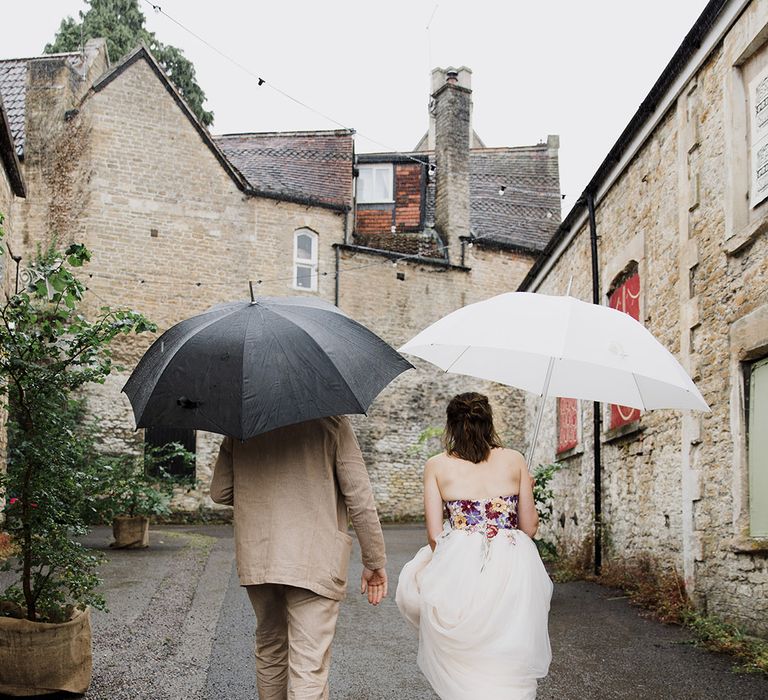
[[357, 164, 393, 203], [293, 228, 318, 291]]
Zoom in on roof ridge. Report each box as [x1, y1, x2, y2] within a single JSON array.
[[0, 51, 84, 64], [369, 143, 552, 158], [215, 129, 355, 139]]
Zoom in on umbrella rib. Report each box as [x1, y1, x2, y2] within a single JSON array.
[[125, 305, 243, 421], [631, 372, 647, 411], [265, 308, 368, 414], [444, 345, 472, 374]]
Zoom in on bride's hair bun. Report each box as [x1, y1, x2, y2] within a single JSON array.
[[443, 392, 502, 463], [449, 393, 490, 421]]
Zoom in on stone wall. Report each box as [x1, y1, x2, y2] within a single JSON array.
[[14, 50, 540, 522], [528, 3, 768, 636], [72, 56, 346, 512], [338, 243, 533, 518], [0, 150, 19, 491], [15, 43, 108, 255]]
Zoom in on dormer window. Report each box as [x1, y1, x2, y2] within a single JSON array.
[[357, 164, 393, 203]]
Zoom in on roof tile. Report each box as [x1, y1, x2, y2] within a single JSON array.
[[421, 145, 560, 252], [0, 60, 28, 157], [215, 131, 354, 208]]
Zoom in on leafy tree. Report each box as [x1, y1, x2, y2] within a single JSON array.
[[45, 0, 213, 126], [0, 234, 156, 622]]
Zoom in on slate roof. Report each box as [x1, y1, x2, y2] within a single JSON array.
[[0, 59, 28, 158], [215, 131, 354, 210], [0, 93, 25, 197], [466, 145, 560, 252], [363, 143, 560, 254]]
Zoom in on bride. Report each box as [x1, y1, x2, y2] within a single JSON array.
[[396, 392, 553, 699]]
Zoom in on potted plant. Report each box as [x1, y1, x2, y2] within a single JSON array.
[[87, 443, 195, 548], [0, 235, 154, 696]]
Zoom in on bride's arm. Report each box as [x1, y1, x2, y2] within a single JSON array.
[[423, 458, 444, 550], [515, 453, 539, 538]]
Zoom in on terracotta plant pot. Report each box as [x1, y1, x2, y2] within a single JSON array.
[[0, 606, 92, 696], [111, 515, 150, 548]]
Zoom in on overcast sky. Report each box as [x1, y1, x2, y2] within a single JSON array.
[[6, 0, 708, 212]]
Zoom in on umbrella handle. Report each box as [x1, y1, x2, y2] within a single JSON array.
[[525, 357, 555, 468]]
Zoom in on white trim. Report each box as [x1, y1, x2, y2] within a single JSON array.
[[526, 0, 751, 293], [293, 228, 318, 291], [356, 163, 394, 204]]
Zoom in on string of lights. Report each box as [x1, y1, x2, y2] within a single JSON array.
[[141, 0, 567, 201], [142, 0, 429, 171], [77, 225, 515, 298]]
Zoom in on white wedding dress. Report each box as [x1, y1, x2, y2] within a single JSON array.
[[396, 495, 553, 699]]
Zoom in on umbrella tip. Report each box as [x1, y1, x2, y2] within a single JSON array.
[[249, 280, 255, 303]]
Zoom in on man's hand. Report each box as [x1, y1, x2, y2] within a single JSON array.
[[361, 567, 388, 606]]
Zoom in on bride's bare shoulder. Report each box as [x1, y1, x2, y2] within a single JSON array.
[[425, 451, 450, 473], [497, 447, 527, 469]]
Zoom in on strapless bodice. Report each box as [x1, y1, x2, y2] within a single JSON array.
[[444, 494, 519, 539]]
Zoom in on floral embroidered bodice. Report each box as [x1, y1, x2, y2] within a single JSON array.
[[444, 495, 519, 540]]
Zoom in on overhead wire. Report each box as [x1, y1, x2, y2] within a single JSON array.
[[41, 1, 560, 302], [142, 0, 430, 170], [141, 0, 566, 200]]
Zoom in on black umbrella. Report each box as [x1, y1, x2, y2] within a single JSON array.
[[122, 296, 413, 440]]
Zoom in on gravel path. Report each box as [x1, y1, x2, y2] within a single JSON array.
[[3, 524, 766, 699]]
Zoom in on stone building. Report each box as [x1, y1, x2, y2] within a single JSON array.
[[0, 89, 26, 472], [0, 46, 561, 518], [0, 90, 25, 277], [520, 0, 768, 635]]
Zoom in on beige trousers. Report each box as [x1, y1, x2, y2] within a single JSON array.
[[246, 584, 341, 700]]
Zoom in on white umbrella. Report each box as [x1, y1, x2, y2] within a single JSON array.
[[399, 292, 709, 463]]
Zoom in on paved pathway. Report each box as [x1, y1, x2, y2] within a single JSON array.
[[16, 524, 767, 699]]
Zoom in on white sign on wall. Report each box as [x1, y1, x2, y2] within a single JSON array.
[[749, 64, 768, 207]]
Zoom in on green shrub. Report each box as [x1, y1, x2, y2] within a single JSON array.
[[0, 236, 155, 621]]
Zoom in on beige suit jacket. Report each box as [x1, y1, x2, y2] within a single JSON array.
[[209, 416, 386, 601]]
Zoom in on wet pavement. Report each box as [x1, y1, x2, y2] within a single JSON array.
[[3, 524, 767, 699]]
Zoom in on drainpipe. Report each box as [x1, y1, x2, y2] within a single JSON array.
[[334, 246, 340, 307], [349, 141, 357, 245], [587, 190, 603, 576]]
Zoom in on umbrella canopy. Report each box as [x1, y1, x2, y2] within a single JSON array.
[[399, 292, 708, 412], [123, 296, 413, 440]]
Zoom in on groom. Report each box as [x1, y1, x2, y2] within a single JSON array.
[[210, 415, 388, 699]]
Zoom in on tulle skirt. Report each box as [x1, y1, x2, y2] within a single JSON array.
[[396, 527, 553, 700]]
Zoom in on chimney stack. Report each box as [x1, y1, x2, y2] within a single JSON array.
[[431, 66, 472, 257]]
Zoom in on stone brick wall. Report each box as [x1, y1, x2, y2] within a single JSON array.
[[338, 243, 534, 518], [69, 56, 348, 512], [0, 156, 18, 494], [433, 81, 471, 249], [527, 4, 768, 636], [14, 50, 541, 524], [14, 43, 108, 257]]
